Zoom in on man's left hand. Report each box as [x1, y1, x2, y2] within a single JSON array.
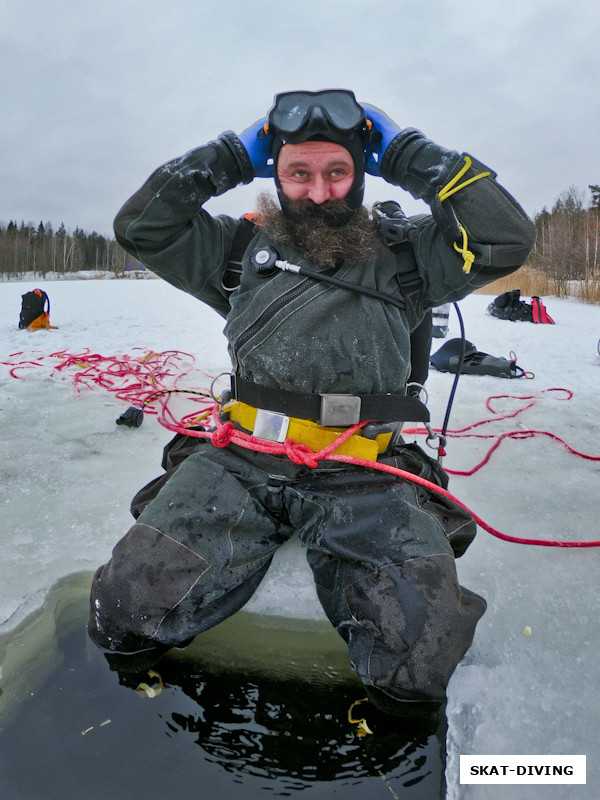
[[362, 103, 401, 177]]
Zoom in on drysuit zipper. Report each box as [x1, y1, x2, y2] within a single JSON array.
[[233, 277, 324, 354]]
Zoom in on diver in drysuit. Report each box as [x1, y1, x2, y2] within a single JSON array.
[[88, 89, 536, 714]]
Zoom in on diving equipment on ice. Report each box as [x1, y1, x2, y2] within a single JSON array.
[[18, 288, 58, 330], [487, 289, 555, 324], [430, 338, 528, 378]]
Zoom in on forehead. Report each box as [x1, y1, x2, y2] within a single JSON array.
[[278, 140, 353, 167]]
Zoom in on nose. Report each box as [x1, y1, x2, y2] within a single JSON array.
[[307, 176, 332, 205]]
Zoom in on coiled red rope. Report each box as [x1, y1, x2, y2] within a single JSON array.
[[4, 348, 215, 427], [403, 388, 599, 476], [4, 350, 599, 548]]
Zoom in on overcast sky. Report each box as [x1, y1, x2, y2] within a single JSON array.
[[2, 0, 599, 236]]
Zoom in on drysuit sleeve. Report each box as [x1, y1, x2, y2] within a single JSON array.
[[379, 130, 537, 306], [114, 132, 254, 317]]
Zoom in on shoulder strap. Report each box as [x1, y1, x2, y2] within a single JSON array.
[[373, 201, 425, 331], [39, 290, 50, 315], [387, 239, 425, 332], [221, 215, 259, 292], [408, 308, 433, 385], [373, 203, 424, 332]]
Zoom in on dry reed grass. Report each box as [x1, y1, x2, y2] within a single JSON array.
[[574, 280, 600, 304], [475, 266, 600, 305]]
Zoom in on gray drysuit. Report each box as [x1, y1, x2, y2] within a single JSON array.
[[88, 129, 536, 706]]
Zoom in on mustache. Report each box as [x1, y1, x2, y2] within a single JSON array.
[[285, 197, 351, 222], [256, 192, 381, 270]]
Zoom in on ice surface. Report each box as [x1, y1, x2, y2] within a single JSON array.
[[1, 279, 599, 797]]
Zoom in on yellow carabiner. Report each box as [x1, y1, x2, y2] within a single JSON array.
[[136, 669, 164, 698]]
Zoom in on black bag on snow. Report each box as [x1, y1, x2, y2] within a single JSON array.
[[430, 338, 527, 378], [487, 289, 555, 324], [487, 289, 533, 322], [18, 289, 50, 329]]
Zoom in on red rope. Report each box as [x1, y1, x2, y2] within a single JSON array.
[[401, 387, 600, 476], [155, 403, 600, 549], [4, 351, 599, 548], [2, 348, 208, 415]]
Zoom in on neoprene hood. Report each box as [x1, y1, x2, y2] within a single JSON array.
[[267, 89, 370, 226]]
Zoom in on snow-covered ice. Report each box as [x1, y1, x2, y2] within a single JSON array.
[[1, 278, 599, 798]]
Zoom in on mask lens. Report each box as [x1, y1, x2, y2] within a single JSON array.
[[316, 91, 364, 131], [269, 90, 365, 137], [270, 92, 313, 134]]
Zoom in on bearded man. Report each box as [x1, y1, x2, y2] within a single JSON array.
[[89, 90, 535, 716]]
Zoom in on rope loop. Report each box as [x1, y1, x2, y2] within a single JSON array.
[[438, 155, 492, 202], [454, 224, 476, 274], [211, 421, 236, 448], [283, 440, 321, 468]]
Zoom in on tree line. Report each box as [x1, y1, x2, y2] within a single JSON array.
[[1, 184, 599, 281], [0, 220, 140, 278], [526, 184, 600, 290]]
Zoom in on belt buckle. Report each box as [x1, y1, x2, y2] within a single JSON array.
[[320, 394, 361, 427], [253, 408, 290, 443]]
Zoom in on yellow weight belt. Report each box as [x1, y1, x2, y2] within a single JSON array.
[[224, 400, 393, 461]]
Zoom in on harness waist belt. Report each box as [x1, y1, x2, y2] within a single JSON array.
[[231, 376, 430, 424], [225, 401, 394, 461]]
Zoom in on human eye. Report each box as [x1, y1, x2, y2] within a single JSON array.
[[329, 166, 350, 180]]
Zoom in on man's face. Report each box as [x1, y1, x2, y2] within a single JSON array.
[[276, 141, 355, 205]]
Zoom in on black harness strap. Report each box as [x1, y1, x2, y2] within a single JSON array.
[[221, 216, 258, 292], [231, 375, 430, 423], [386, 239, 425, 332]]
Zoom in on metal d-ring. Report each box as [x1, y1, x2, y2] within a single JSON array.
[[210, 372, 233, 403]]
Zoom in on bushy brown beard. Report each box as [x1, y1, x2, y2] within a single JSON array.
[[256, 193, 383, 270]]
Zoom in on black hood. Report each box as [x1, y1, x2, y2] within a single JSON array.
[[267, 90, 370, 227]]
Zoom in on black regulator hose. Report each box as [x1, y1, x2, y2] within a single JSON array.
[[251, 246, 409, 314], [440, 302, 466, 438]]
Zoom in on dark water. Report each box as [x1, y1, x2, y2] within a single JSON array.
[[0, 576, 447, 799]]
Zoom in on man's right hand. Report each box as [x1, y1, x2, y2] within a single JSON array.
[[238, 119, 273, 178]]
